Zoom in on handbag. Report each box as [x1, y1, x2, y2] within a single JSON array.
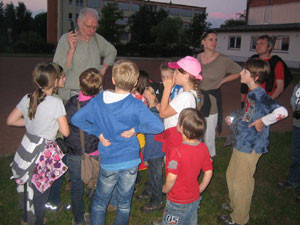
[[77, 100, 100, 189]]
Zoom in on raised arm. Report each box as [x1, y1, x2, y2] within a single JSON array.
[[159, 75, 177, 118]]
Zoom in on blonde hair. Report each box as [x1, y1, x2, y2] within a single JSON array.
[[145, 86, 158, 104], [28, 63, 58, 119], [112, 59, 139, 91], [79, 68, 102, 96]]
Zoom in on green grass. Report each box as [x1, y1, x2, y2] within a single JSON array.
[[1, 132, 299, 225]]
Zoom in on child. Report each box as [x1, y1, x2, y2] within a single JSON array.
[[277, 81, 300, 199], [71, 59, 164, 225], [219, 59, 288, 225], [162, 108, 213, 225], [64, 68, 102, 225], [7, 63, 70, 225], [158, 56, 202, 173], [160, 62, 182, 100], [139, 80, 165, 212]]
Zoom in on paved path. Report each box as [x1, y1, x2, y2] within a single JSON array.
[[0, 57, 294, 156]]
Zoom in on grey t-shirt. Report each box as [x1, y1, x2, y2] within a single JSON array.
[[17, 94, 66, 140]]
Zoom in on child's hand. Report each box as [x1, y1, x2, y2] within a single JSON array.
[[156, 103, 160, 111], [99, 133, 111, 146], [225, 116, 233, 126], [121, 128, 136, 138], [249, 118, 264, 132], [162, 74, 175, 90], [162, 184, 168, 193], [143, 161, 149, 166]]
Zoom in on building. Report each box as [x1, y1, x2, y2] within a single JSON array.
[[47, 0, 206, 44], [216, 0, 300, 68]]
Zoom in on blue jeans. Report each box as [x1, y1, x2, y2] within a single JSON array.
[[162, 198, 201, 225], [146, 157, 164, 205], [90, 166, 138, 225], [289, 126, 300, 186], [67, 154, 84, 224]]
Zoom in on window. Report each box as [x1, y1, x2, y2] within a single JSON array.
[[263, 6, 271, 24], [118, 2, 130, 11], [76, 13, 79, 20], [69, 0, 73, 5], [194, 10, 203, 15], [88, 0, 100, 8], [159, 6, 167, 12], [76, 0, 83, 6], [250, 35, 289, 52], [68, 13, 73, 21], [169, 7, 180, 16], [228, 36, 241, 49], [273, 36, 289, 51], [132, 3, 140, 12], [181, 8, 193, 17]]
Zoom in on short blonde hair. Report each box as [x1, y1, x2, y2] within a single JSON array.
[[79, 68, 102, 96], [112, 59, 139, 91]]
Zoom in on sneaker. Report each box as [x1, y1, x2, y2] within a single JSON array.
[[141, 202, 164, 212], [220, 203, 233, 212], [45, 202, 71, 212], [84, 213, 90, 224], [137, 193, 149, 200], [277, 181, 298, 189], [107, 203, 117, 212], [217, 215, 248, 225]]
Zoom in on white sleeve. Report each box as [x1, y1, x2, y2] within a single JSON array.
[[261, 106, 288, 126], [54, 98, 66, 119], [169, 92, 196, 113]]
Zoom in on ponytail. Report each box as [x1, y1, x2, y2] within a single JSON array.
[[189, 75, 202, 110], [28, 63, 58, 119]]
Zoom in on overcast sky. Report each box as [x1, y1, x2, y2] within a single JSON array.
[[2, 0, 247, 28]]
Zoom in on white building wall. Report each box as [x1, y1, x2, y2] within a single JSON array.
[[217, 31, 300, 68], [248, 2, 300, 25]]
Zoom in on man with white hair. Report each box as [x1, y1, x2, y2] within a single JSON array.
[[54, 7, 117, 102]]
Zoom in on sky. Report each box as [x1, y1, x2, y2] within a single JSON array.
[[2, 0, 247, 28]]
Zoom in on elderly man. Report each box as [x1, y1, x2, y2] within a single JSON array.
[[54, 7, 117, 102]]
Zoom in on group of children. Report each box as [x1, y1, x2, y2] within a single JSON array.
[[7, 55, 291, 225]]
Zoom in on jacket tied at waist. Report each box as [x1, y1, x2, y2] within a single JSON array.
[[200, 88, 223, 134]]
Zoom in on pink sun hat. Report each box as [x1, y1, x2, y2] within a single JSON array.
[[168, 56, 202, 80]]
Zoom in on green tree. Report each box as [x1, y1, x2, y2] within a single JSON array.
[[128, 5, 168, 44], [220, 19, 246, 28], [97, 2, 125, 45], [185, 13, 210, 49], [15, 2, 33, 35], [4, 3, 16, 41], [151, 17, 183, 46], [34, 12, 47, 41]]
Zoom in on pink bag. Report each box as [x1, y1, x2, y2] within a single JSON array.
[[31, 140, 68, 193]]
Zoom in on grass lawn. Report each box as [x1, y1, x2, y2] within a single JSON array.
[[0, 132, 299, 225]]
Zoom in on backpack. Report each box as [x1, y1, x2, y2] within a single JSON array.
[[241, 55, 293, 94]]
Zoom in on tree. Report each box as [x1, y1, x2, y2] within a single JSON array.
[[15, 2, 33, 35], [97, 2, 125, 45], [128, 5, 168, 44], [220, 19, 246, 28], [4, 2, 16, 41], [34, 12, 47, 41], [185, 13, 210, 49], [151, 17, 183, 46]]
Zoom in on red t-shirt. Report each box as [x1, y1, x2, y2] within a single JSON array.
[[166, 141, 213, 204], [261, 58, 284, 96]]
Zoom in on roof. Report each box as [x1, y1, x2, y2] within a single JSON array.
[[216, 23, 300, 32]]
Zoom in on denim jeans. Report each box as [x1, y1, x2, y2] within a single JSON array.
[[67, 154, 84, 224], [162, 198, 201, 225], [289, 126, 300, 186], [90, 166, 138, 225], [146, 157, 164, 205]]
